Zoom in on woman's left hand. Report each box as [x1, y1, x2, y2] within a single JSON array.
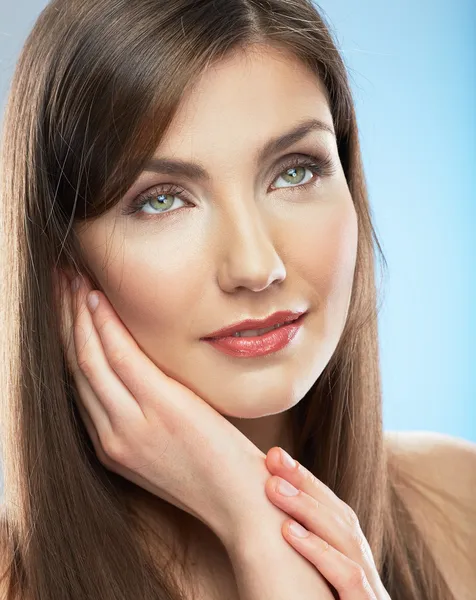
[[264, 447, 392, 599]]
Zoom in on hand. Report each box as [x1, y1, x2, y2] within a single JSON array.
[[264, 447, 392, 600], [52, 268, 265, 542]]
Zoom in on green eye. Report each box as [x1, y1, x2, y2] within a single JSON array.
[[123, 152, 336, 220], [277, 165, 308, 186], [148, 194, 175, 212]]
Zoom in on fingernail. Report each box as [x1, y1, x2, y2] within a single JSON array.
[[277, 479, 299, 496], [280, 448, 296, 469], [289, 521, 310, 538], [87, 292, 99, 313]]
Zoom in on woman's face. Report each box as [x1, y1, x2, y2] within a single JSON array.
[[75, 45, 358, 438]]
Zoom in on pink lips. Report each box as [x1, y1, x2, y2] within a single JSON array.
[[203, 310, 306, 339], [202, 312, 307, 358]]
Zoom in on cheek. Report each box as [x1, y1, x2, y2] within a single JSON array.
[[79, 226, 210, 361], [289, 196, 358, 305]]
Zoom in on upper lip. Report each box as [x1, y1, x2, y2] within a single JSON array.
[[202, 310, 307, 339]]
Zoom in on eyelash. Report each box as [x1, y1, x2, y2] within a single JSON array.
[[121, 152, 336, 220]]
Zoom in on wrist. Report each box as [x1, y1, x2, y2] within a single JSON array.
[[220, 498, 289, 557], [222, 505, 335, 600], [211, 452, 284, 552], [201, 445, 270, 545]]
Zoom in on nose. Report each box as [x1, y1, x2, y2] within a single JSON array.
[[216, 204, 286, 293]]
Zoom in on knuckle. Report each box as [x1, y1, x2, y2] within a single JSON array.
[[69, 360, 83, 379], [349, 526, 366, 555], [298, 463, 319, 487], [100, 431, 127, 465], [343, 508, 365, 552], [94, 443, 114, 469], [342, 563, 367, 590], [108, 349, 129, 371], [95, 315, 114, 338], [76, 354, 94, 379], [75, 328, 93, 368], [316, 538, 330, 556], [87, 428, 112, 467], [345, 505, 360, 528], [102, 334, 132, 374]]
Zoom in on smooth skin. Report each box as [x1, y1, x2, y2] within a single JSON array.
[[55, 268, 337, 599], [55, 268, 269, 545], [264, 447, 390, 599], [54, 43, 476, 599], [72, 44, 358, 457], [56, 267, 387, 598], [58, 270, 476, 599], [264, 435, 476, 600]]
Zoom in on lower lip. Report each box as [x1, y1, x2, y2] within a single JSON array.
[[202, 313, 307, 358]]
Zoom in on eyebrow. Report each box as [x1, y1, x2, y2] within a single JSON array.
[[142, 117, 335, 182]]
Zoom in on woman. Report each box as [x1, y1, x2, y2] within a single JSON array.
[[0, 0, 474, 598]]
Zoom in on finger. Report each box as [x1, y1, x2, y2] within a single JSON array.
[[265, 448, 377, 578], [282, 521, 377, 600], [265, 476, 371, 565], [73, 384, 114, 467], [266, 447, 346, 513], [53, 269, 113, 464], [82, 283, 202, 425], [70, 274, 144, 433], [54, 269, 115, 457], [57, 270, 112, 428]]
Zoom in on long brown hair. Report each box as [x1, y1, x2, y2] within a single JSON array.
[[0, 0, 460, 598]]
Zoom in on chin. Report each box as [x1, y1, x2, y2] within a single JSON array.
[[208, 378, 314, 420]]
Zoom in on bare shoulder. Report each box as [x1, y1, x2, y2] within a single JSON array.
[[385, 429, 476, 495], [385, 430, 476, 600]]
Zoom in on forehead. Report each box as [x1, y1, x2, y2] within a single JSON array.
[[155, 45, 333, 160]]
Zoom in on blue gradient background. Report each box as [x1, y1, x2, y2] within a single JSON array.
[[0, 1, 474, 442], [316, 1, 475, 442]]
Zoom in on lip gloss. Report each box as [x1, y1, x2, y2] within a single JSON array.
[[202, 313, 306, 358]]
